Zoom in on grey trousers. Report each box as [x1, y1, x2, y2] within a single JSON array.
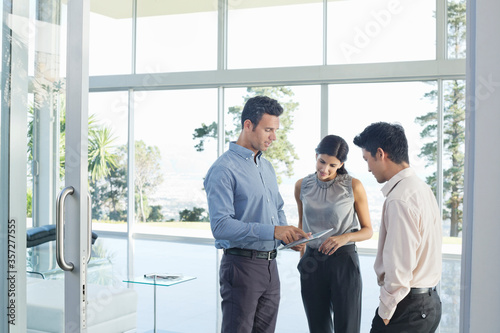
[[298, 244, 362, 333], [219, 252, 280, 333]]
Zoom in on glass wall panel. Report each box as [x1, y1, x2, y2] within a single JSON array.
[[27, 93, 35, 230], [224, 86, 321, 224], [89, 91, 129, 233], [28, 0, 68, 253], [441, 80, 465, 239], [412, 79, 464, 332], [26, 5, 69, 328], [27, 1, 68, 77], [227, 1, 323, 69], [75, 1, 466, 331], [410, 80, 465, 243], [89, 0, 133, 75], [447, 0, 466, 59], [23, 4, 134, 331], [132, 240, 217, 332], [136, 1, 217, 73], [327, 0, 436, 64], [134, 89, 217, 235], [329, 81, 461, 332], [59, 3, 67, 77], [329, 82, 438, 229], [89, 236, 128, 285]]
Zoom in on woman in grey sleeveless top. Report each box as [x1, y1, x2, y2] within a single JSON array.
[[294, 135, 373, 333]]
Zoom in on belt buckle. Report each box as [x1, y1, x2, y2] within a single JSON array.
[[267, 250, 275, 260]]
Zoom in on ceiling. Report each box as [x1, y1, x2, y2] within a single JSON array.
[[64, 0, 325, 19]]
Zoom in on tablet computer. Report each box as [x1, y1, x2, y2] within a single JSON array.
[[280, 228, 334, 250]]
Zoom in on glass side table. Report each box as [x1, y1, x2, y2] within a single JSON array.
[[124, 274, 196, 333]]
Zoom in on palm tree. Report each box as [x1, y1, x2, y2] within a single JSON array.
[[28, 97, 119, 212], [88, 125, 118, 184]]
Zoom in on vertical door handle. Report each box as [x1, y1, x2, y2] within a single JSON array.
[[56, 186, 75, 271], [87, 192, 92, 263]]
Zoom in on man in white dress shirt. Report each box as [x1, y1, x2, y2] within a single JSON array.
[[353, 122, 442, 333]]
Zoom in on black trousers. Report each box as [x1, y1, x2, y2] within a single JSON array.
[[298, 244, 362, 333], [370, 288, 442, 333], [219, 252, 280, 333]]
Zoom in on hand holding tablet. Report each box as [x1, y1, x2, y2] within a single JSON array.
[[280, 228, 334, 250]]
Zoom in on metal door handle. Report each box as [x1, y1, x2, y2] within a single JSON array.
[[56, 186, 75, 271]]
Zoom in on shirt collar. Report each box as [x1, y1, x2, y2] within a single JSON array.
[[381, 167, 415, 197], [229, 141, 261, 160]]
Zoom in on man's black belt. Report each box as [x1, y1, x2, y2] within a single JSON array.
[[224, 248, 277, 260], [410, 287, 435, 295]]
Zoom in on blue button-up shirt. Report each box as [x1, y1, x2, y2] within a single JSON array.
[[204, 142, 288, 251]]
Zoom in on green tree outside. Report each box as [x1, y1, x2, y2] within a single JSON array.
[[135, 140, 164, 223], [88, 119, 118, 183], [91, 145, 128, 221], [416, 0, 466, 237], [179, 207, 209, 222], [148, 205, 165, 222], [193, 86, 299, 184], [27, 84, 121, 219], [91, 141, 166, 223]]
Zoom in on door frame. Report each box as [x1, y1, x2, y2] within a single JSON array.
[[0, 0, 91, 331], [63, 0, 90, 330]]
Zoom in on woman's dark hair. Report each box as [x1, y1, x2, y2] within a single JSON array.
[[315, 135, 349, 175], [353, 122, 409, 164], [241, 96, 284, 128]]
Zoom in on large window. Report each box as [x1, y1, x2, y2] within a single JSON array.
[[89, 92, 130, 232], [327, 0, 436, 64], [227, 1, 323, 69], [225, 86, 322, 224], [89, 0, 133, 75], [447, 0, 466, 59], [136, 1, 218, 73], [132, 240, 217, 331], [133, 89, 217, 228], [87, 0, 466, 331], [441, 80, 465, 238], [329, 81, 461, 332], [328, 81, 438, 230]]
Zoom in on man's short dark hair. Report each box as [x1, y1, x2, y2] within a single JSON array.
[[353, 122, 409, 164], [241, 96, 284, 128]]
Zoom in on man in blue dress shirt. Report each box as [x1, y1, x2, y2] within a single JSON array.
[[204, 96, 308, 333]]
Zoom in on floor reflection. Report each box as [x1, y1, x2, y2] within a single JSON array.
[[98, 236, 460, 333]]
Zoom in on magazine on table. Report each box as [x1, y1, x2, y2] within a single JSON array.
[[144, 273, 183, 280]]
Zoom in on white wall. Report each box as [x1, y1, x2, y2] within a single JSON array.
[[462, 0, 500, 332]]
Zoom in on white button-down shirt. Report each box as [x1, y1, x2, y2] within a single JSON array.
[[375, 167, 442, 320]]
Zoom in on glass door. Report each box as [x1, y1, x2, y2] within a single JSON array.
[[1, 1, 137, 332]]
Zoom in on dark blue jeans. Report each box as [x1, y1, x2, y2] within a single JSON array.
[[370, 289, 442, 333], [298, 244, 362, 333]]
